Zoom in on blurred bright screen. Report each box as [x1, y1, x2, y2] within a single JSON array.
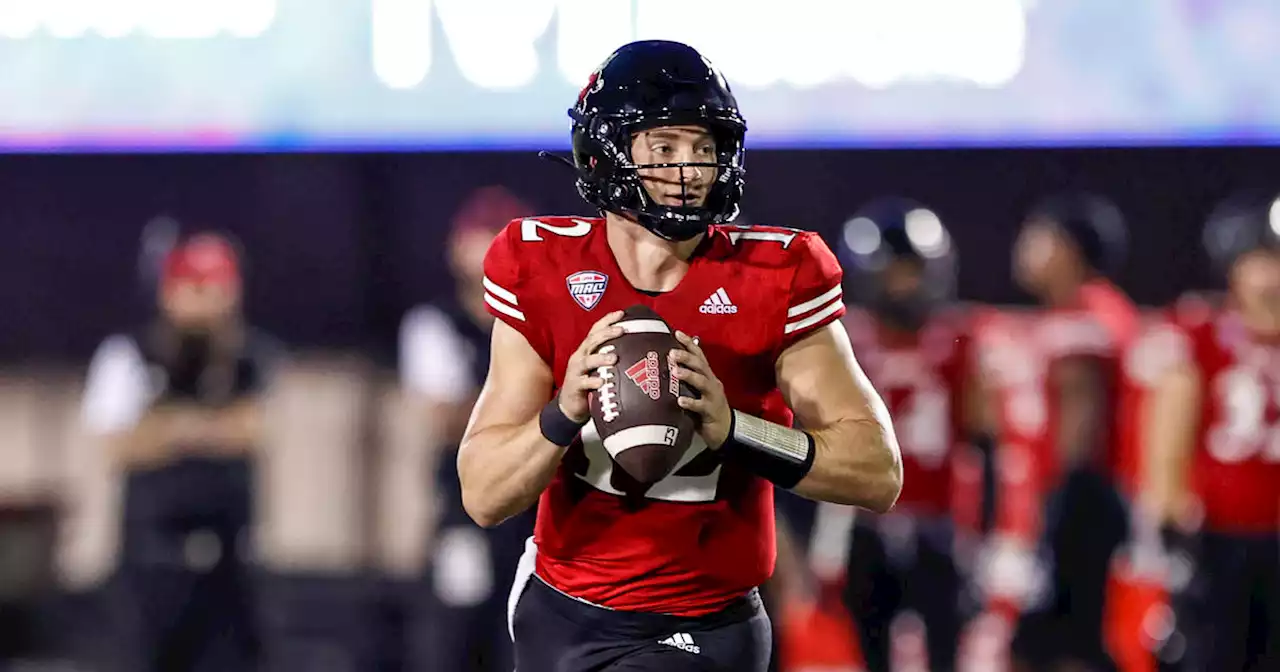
[[2, 0, 1279, 151]]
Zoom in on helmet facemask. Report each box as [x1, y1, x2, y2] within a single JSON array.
[[571, 109, 746, 241]]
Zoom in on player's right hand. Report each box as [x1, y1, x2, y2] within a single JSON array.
[[557, 310, 625, 423]]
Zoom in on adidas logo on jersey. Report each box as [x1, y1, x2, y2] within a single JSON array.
[[659, 632, 701, 654], [699, 288, 738, 314]]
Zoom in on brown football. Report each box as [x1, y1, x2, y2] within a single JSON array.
[[588, 304, 696, 488]]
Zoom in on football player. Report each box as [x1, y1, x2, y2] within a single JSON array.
[[1000, 192, 1141, 672], [457, 40, 903, 671], [833, 198, 987, 672], [1140, 191, 1280, 671]]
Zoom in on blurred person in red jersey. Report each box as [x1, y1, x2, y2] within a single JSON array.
[[390, 185, 536, 672], [797, 197, 990, 672], [989, 192, 1140, 672], [1139, 190, 1280, 671], [459, 40, 902, 672], [80, 231, 283, 672]]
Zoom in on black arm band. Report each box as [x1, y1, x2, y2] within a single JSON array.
[[722, 409, 815, 490], [539, 400, 587, 447]]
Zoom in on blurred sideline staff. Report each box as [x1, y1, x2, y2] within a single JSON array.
[[389, 186, 536, 672], [81, 231, 282, 672]]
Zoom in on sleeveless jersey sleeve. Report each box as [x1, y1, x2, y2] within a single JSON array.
[[482, 219, 554, 364], [781, 232, 846, 350]]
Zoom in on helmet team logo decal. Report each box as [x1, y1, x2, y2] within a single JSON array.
[[566, 270, 609, 310], [625, 351, 662, 400], [576, 69, 603, 107]]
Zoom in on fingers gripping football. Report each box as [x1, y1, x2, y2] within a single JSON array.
[[672, 331, 733, 449], [558, 310, 624, 423]]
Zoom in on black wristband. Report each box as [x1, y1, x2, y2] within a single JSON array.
[[539, 400, 587, 447], [721, 409, 815, 490]]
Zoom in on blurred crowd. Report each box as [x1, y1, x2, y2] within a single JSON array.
[[0, 181, 1278, 672]]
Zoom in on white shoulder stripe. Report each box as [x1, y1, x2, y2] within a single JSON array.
[[788, 284, 842, 318], [483, 276, 518, 306], [485, 293, 526, 322], [729, 230, 797, 247], [784, 297, 843, 335]]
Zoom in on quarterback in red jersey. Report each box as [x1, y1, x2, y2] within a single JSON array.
[[1141, 192, 1280, 671], [457, 40, 903, 672], [1001, 192, 1141, 672], [829, 197, 983, 672]]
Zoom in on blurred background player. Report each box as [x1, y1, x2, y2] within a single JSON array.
[[391, 186, 537, 672], [832, 197, 987, 672], [1002, 192, 1140, 672], [80, 231, 281, 672], [1140, 190, 1280, 671]]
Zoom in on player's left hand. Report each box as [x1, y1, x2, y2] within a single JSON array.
[[671, 331, 732, 449]]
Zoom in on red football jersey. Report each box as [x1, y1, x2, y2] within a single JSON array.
[[1169, 307, 1280, 533], [842, 307, 971, 517], [482, 216, 846, 616], [972, 307, 1044, 543], [984, 282, 1140, 489], [973, 284, 1140, 611]]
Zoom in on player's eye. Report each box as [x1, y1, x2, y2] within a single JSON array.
[[696, 143, 715, 156], [651, 144, 672, 155]]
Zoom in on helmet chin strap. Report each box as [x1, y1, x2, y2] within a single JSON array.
[[614, 166, 712, 241], [616, 204, 709, 242]]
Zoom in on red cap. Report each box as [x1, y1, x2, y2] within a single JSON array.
[[162, 234, 240, 287], [450, 186, 532, 239]]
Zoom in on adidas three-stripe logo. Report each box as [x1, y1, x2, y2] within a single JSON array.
[[659, 632, 701, 654], [699, 287, 738, 315]]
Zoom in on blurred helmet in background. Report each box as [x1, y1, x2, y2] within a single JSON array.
[[837, 196, 956, 331], [1202, 188, 1280, 275]]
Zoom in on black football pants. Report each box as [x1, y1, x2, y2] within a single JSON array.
[[510, 575, 771, 672]]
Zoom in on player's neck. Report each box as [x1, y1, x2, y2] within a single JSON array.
[[1040, 272, 1089, 308], [605, 213, 704, 293]]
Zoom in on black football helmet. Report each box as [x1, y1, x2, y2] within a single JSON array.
[[838, 197, 957, 330], [567, 40, 747, 241], [1203, 189, 1280, 275], [1024, 191, 1128, 276]]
